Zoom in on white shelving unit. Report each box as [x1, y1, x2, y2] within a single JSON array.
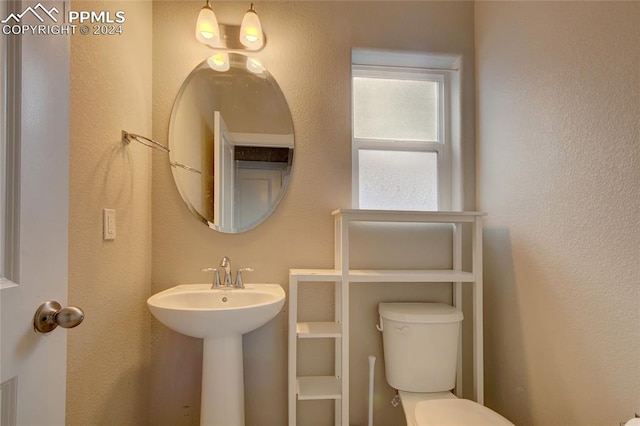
[[288, 209, 486, 426]]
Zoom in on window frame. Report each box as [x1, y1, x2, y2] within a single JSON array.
[[351, 64, 453, 211]]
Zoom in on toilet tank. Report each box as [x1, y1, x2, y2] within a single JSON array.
[[379, 303, 463, 393]]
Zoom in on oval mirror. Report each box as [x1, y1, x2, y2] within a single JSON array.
[[169, 53, 294, 233]]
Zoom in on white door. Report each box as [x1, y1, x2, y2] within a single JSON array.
[[1, 1, 71, 424], [234, 167, 282, 227], [214, 111, 235, 230]]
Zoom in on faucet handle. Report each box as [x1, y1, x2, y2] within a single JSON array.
[[202, 267, 222, 289], [234, 267, 254, 289]]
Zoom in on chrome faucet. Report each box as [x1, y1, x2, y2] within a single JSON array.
[[220, 256, 232, 287], [203, 257, 253, 289]]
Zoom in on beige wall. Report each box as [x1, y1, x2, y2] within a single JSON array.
[[63, 1, 640, 424], [476, 2, 640, 425], [67, 1, 153, 424], [152, 1, 475, 425], [65, 2, 640, 425]]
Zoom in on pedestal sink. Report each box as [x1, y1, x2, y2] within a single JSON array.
[[147, 284, 285, 426]]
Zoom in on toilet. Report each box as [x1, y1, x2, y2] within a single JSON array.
[[378, 302, 514, 426]]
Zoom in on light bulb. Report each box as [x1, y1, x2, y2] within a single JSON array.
[[240, 3, 263, 50], [207, 52, 230, 72], [246, 57, 265, 74], [195, 4, 220, 46]]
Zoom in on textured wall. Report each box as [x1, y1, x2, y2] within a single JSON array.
[[151, 2, 475, 425], [67, 1, 153, 424], [476, 2, 640, 425]]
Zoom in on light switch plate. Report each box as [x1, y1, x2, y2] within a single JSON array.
[[103, 209, 116, 240]]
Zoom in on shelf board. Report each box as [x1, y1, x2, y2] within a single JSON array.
[[297, 322, 342, 338], [348, 269, 475, 283], [291, 269, 475, 283], [289, 269, 342, 282], [297, 376, 342, 400], [332, 208, 486, 224]]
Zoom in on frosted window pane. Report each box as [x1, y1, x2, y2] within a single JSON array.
[[359, 150, 438, 211], [353, 77, 438, 141]]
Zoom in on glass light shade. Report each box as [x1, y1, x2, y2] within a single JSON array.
[[246, 57, 265, 74], [207, 53, 230, 72], [195, 5, 220, 46], [240, 6, 263, 50]]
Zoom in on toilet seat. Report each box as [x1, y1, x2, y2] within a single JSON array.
[[414, 398, 514, 426]]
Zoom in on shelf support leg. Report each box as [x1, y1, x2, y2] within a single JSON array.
[[341, 274, 349, 426], [288, 274, 298, 426], [453, 223, 463, 397], [334, 214, 350, 426], [472, 216, 484, 404]]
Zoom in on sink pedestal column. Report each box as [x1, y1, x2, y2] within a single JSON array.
[[201, 335, 244, 426]]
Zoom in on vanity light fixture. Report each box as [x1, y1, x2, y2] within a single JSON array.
[[195, 0, 220, 46], [240, 3, 264, 50], [195, 1, 264, 51]]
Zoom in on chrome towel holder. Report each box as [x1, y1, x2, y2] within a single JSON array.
[[121, 130, 202, 174], [122, 130, 169, 153]]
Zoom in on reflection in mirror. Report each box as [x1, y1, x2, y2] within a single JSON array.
[[169, 53, 294, 233]]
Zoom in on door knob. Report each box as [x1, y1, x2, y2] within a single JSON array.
[[33, 301, 85, 334]]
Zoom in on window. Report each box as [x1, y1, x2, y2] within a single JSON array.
[[351, 50, 461, 211]]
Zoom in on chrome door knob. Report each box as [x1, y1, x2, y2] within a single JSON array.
[[33, 301, 85, 334]]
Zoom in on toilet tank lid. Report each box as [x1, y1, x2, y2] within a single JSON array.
[[378, 303, 463, 323]]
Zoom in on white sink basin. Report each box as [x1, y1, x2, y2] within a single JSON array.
[[147, 283, 285, 338], [148, 283, 285, 425]]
